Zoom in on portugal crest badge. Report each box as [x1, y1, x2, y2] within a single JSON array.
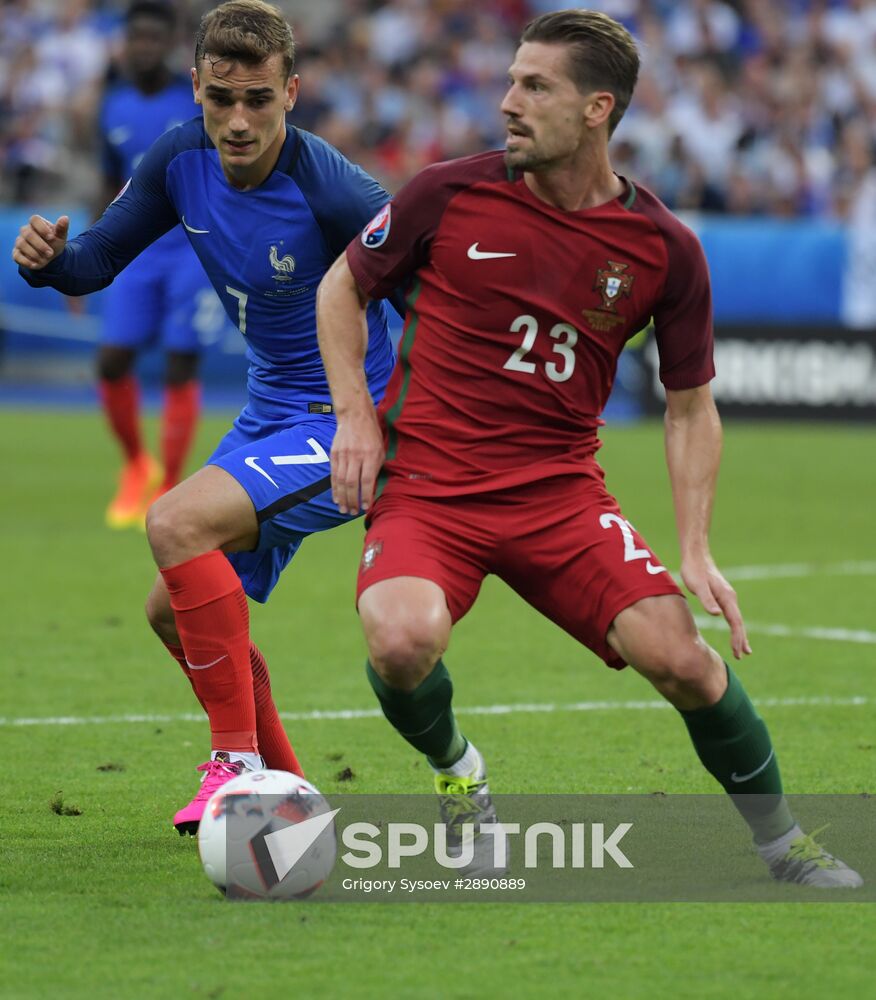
[[594, 260, 634, 312], [361, 540, 383, 571], [583, 260, 635, 332]]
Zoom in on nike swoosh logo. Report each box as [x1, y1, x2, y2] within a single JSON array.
[[245, 456, 279, 488], [185, 654, 227, 671], [645, 561, 667, 575], [182, 215, 210, 234], [467, 242, 516, 260], [730, 749, 775, 783]]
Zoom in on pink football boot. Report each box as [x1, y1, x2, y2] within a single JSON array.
[[173, 753, 250, 836]]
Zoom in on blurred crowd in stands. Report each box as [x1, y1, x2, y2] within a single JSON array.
[[2, 0, 876, 218]]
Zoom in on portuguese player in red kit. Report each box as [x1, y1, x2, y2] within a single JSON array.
[[317, 10, 860, 888]]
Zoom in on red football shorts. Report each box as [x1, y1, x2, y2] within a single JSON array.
[[356, 472, 683, 670]]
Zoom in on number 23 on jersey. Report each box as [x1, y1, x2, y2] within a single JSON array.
[[502, 314, 578, 383]]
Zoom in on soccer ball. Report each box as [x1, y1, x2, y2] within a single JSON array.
[[197, 769, 337, 900]]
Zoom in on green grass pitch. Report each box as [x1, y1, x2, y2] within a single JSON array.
[[2, 408, 874, 998]]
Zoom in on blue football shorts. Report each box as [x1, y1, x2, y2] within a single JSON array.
[[207, 401, 356, 602], [101, 226, 220, 354]]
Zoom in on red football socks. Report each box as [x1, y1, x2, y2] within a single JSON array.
[[160, 551, 257, 753], [161, 380, 200, 489], [161, 640, 207, 713], [99, 375, 143, 461], [99, 376, 199, 486], [250, 643, 303, 776], [162, 636, 303, 775]]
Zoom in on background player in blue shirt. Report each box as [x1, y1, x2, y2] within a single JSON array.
[[13, 0, 396, 834], [97, 1, 222, 529]]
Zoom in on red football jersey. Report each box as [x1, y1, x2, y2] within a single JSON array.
[[346, 150, 714, 498]]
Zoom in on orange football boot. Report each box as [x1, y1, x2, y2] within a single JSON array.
[[105, 453, 162, 529]]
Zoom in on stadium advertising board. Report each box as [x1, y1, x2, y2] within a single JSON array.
[[641, 326, 876, 420]]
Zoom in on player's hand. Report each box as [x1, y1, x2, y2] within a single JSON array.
[[11, 214, 69, 270], [330, 406, 384, 516], [681, 553, 751, 659]]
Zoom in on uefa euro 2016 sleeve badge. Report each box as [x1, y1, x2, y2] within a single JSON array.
[[362, 203, 391, 249]]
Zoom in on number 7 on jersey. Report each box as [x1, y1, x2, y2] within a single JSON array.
[[225, 285, 248, 335]]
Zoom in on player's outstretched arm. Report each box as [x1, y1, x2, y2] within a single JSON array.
[[16, 125, 183, 295], [664, 384, 751, 659], [316, 253, 384, 516], [11, 215, 69, 270]]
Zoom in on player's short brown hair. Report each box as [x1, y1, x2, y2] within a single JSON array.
[[195, 0, 295, 79], [521, 9, 639, 136]]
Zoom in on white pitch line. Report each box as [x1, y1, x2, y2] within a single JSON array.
[[693, 616, 876, 645], [2, 563, 871, 729], [721, 560, 876, 582], [0, 695, 868, 728]]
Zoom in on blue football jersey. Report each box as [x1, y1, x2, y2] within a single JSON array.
[[98, 75, 211, 350], [100, 75, 197, 182], [21, 120, 396, 409]]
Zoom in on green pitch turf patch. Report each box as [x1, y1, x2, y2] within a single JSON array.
[[2, 411, 874, 997]]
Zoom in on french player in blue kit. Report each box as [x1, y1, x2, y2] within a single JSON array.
[[97, 1, 222, 529], [13, 0, 396, 834]]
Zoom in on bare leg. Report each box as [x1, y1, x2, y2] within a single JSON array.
[[358, 578, 468, 765], [145, 463, 258, 567], [145, 465, 298, 791], [607, 594, 726, 709]]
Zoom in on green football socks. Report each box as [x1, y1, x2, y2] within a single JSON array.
[[366, 658, 466, 768], [680, 663, 795, 843], [368, 657, 795, 843]]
